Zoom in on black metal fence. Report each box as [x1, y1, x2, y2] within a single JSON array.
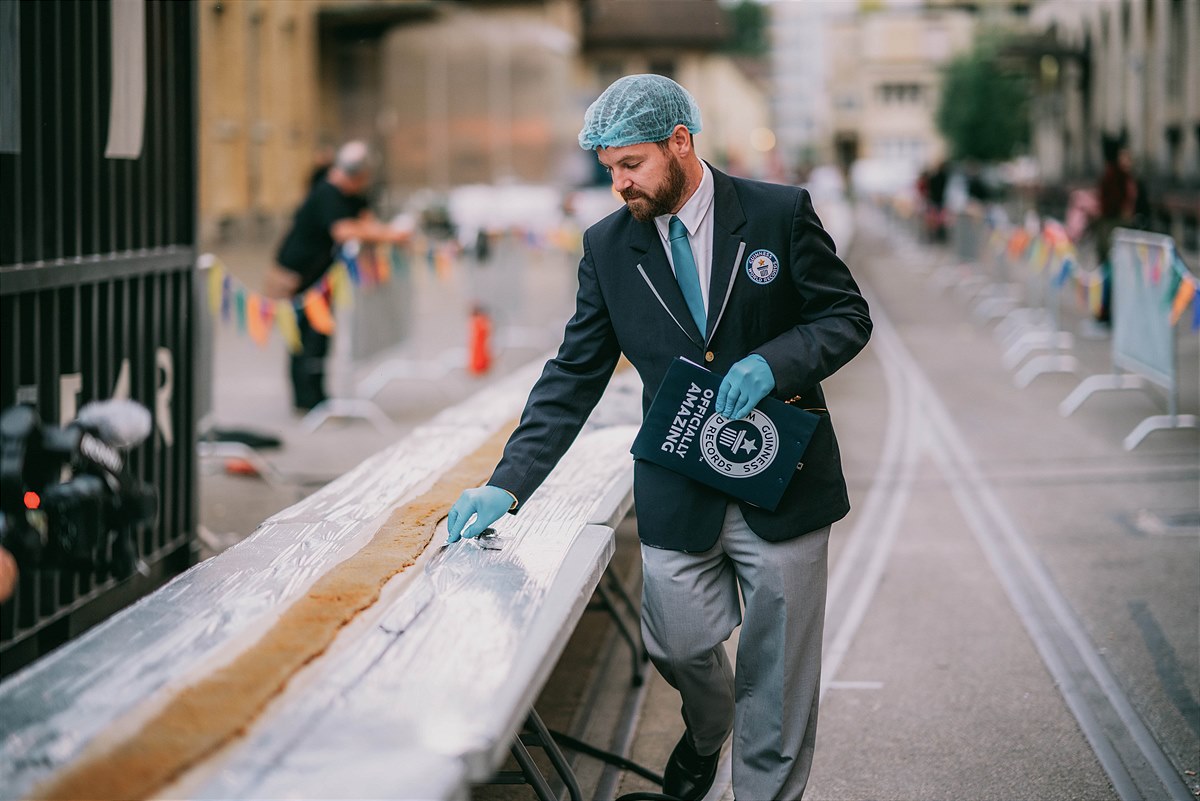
[[0, 0, 197, 677]]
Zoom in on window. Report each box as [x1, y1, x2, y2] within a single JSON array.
[[876, 83, 924, 105]]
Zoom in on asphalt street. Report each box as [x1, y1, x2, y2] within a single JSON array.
[[199, 198, 1199, 800]]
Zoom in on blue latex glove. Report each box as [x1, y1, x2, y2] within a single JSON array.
[[716, 354, 775, 420], [447, 485, 514, 543]]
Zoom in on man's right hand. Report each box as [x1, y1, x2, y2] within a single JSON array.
[[447, 486, 515, 543]]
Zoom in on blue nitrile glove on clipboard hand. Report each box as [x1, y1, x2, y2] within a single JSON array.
[[716, 354, 775, 420], [631, 357, 819, 511]]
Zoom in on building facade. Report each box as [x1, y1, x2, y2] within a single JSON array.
[[827, 4, 976, 185], [195, 0, 767, 241], [579, 0, 774, 180], [1027, 0, 1199, 188], [768, 0, 836, 177], [197, 0, 322, 243]]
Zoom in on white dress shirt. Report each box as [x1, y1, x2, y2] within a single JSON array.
[[654, 160, 716, 309]]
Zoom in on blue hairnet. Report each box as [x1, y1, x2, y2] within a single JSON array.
[[578, 74, 702, 150]]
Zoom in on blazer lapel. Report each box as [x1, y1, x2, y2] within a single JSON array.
[[705, 166, 747, 345], [630, 219, 705, 346]]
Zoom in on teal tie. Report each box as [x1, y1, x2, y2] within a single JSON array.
[[668, 215, 706, 335]]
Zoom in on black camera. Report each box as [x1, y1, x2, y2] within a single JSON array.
[[0, 400, 158, 584]]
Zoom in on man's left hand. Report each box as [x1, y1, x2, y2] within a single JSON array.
[[716, 354, 775, 420]]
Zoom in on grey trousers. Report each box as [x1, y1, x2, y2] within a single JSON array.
[[640, 503, 830, 801]]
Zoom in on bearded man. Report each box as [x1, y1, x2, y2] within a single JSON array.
[[447, 75, 871, 800]]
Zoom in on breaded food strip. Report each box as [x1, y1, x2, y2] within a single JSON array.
[[33, 422, 517, 801]]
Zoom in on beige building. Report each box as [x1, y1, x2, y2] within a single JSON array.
[[378, 1, 581, 196], [197, 0, 574, 242], [827, 5, 976, 180], [197, 0, 322, 243]]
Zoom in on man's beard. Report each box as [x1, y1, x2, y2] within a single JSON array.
[[622, 155, 688, 222]]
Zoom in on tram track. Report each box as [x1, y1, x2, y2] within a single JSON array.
[[834, 287, 1193, 801]]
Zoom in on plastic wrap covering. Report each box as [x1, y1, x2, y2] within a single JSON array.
[[0, 361, 643, 800]]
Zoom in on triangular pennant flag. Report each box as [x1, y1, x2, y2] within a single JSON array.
[[304, 290, 336, 335], [1042, 241, 1056, 271], [1169, 277, 1196, 326], [330, 263, 353, 310], [379, 244, 397, 283], [1028, 238, 1043, 271], [207, 261, 224, 317], [1088, 273, 1104, 318], [1149, 247, 1163, 287], [358, 244, 376, 286], [1163, 268, 1183, 311], [343, 249, 361, 285], [276, 302, 302, 353], [235, 287, 247, 333], [1054, 256, 1073, 288], [260, 298, 276, 330], [221, 274, 232, 321], [246, 293, 270, 347]]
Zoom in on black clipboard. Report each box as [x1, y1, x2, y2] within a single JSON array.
[[631, 357, 820, 511]]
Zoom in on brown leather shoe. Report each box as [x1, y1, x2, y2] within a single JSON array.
[[662, 733, 720, 800]]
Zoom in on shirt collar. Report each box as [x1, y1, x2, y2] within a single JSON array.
[[654, 160, 714, 238]]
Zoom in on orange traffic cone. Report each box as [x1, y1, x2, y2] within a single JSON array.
[[468, 306, 492, 376]]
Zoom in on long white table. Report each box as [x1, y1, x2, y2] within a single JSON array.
[[0, 359, 643, 800]]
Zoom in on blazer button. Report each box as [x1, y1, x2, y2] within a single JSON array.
[[704, 351, 715, 363]]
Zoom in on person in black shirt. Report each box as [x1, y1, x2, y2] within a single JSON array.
[[269, 141, 409, 411]]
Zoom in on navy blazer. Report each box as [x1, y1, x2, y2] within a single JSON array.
[[489, 165, 872, 551]]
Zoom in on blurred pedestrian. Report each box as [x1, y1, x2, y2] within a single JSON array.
[[925, 159, 949, 242], [1094, 136, 1143, 323], [447, 74, 871, 800], [964, 160, 991, 205], [266, 141, 409, 412]]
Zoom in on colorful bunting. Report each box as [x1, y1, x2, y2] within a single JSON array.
[[303, 291, 335, 335], [1169, 275, 1196, 327], [221, 274, 232, 322], [208, 261, 224, 316], [234, 289, 247, 333], [358, 244, 377, 286], [1163, 268, 1183, 311], [197, 228, 578, 352], [1088, 271, 1105, 319], [343, 248, 361, 285], [1054, 256, 1073, 288], [276, 303, 302, 353], [246, 294, 270, 346], [329, 263, 353, 310]]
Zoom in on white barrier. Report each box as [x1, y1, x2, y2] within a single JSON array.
[[1059, 229, 1199, 449], [995, 218, 1080, 388], [303, 241, 420, 434]]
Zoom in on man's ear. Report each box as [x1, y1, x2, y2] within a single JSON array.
[[670, 124, 693, 156]]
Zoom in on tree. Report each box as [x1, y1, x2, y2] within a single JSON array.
[[936, 37, 1030, 163], [723, 0, 768, 57]]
